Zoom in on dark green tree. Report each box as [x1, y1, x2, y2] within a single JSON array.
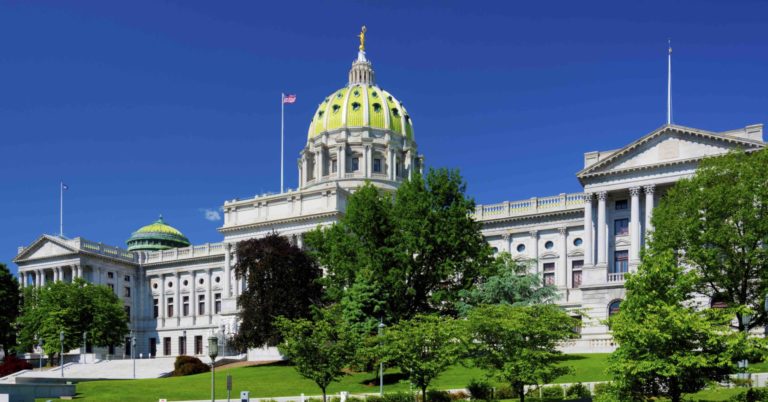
[[466, 304, 578, 402], [650, 149, 768, 330], [233, 233, 323, 348], [305, 168, 492, 331], [609, 249, 748, 402], [16, 278, 128, 360], [0, 263, 21, 356], [457, 252, 558, 316]]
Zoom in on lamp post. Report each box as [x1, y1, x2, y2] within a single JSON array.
[[739, 314, 752, 381], [131, 334, 136, 379], [59, 331, 65, 377], [37, 338, 44, 370], [378, 320, 386, 396], [208, 336, 219, 402], [82, 332, 87, 364]]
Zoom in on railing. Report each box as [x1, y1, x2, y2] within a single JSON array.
[[473, 192, 584, 220], [144, 242, 226, 264], [607, 272, 626, 282], [79, 239, 137, 262]]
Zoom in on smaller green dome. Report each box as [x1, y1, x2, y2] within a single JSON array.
[[126, 215, 191, 252]]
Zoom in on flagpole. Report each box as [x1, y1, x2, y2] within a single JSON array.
[[667, 40, 672, 125], [281, 93, 285, 193], [60, 181, 64, 237]]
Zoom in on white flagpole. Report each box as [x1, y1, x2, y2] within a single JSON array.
[[59, 181, 64, 237], [281, 93, 285, 193], [667, 40, 672, 125]]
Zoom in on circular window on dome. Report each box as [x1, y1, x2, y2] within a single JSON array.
[[517, 244, 526, 253], [372, 103, 381, 113], [351, 102, 361, 111], [199, 278, 204, 285], [371, 91, 378, 98], [353, 90, 360, 97], [573, 238, 583, 247], [183, 280, 188, 286], [336, 92, 343, 99], [332, 104, 341, 114], [215, 276, 221, 284], [391, 108, 400, 117], [317, 110, 324, 118], [545, 241, 554, 250], [387, 95, 393, 101]]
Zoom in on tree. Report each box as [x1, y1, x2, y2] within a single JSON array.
[[608, 249, 750, 402], [0, 263, 21, 356], [379, 314, 465, 402], [466, 304, 578, 402], [650, 149, 768, 330], [305, 168, 492, 330], [276, 310, 359, 402], [457, 252, 558, 316], [16, 279, 129, 360], [233, 234, 323, 348]]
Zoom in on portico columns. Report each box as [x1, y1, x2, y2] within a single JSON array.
[[558, 227, 568, 288], [596, 192, 608, 266], [583, 193, 594, 266], [644, 185, 655, 237], [629, 187, 641, 264], [224, 243, 232, 298], [19, 272, 25, 288]]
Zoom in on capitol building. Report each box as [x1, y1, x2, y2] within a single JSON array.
[[12, 37, 766, 359]]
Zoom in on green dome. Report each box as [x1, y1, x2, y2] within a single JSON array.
[[307, 84, 413, 140], [126, 216, 191, 252]]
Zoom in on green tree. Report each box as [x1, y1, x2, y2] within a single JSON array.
[[650, 149, 768, 330], [466, 304, 578, 402], [233, 234, 323, 349], [16, 279, 129, 360], [379, 314, 465, 402], [0, 263, 21, 356], [305, 168, 492, 331], [457, 252, 558, 316], [276, 310, 358, 402], [609, 249, 750, 402]]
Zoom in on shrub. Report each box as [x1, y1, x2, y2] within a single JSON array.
[[366, 396, 384, 402], [494, 385, 515, 399], [732, 377, 754, 388], [592, 382, 611, 396], [0, 355, 33, 377], [466, 379, 493, 401], [426, 390, 452, 402], [450, 391, 469, 400], [382, 392, 415, 402], [565, 383, 591, 399], [171, 355, 209, 376], [729, 387, 768, 402], [540, 385, 564, 398]]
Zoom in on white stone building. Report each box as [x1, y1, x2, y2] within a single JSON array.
[[12, 41, 766, 358]]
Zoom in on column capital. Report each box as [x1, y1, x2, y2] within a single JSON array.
[[558, 227, 568, 236], [583, 193, 593, 203], [643, 184, 656, 195], [629, 187, 642, 197], [597, 191, 608, 201]]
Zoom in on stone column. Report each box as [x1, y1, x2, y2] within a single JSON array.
[[583, 193, 594, 266], [207, 270, 213, 322], [387, 148, 394, 180], [159, 275, 166, 327], [629, 187, 641, 264], [336, 147, 343, 179], [174, 272, 180, 325], [97, 267, 103, 285], [224, 243, 232, 298], [314, 150, 321, 181], [55, 267, 60, 282], [191, 271, 197, 324], [318, 148, 325, 179], [300, 156, 307, 187], [364, 145, 371, 178], [36, 270, 41, 287], [529, 230, 539, 273], [596, 191, 607, 265], [19, 272, 25, 288], [558, 227, 568, 288], [502, 233, 511, 253], [644, 185, 655, 239], [393, 152, 399, 179]]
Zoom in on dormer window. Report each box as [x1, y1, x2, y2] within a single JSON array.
[[351, 102, 361, 111], [391, 108, 400, 117], [336, 92, 343, 99], [332, 104, 341, 113], [353, 90, 360, 97], [317, 110, 324, 118], [373, 103, 382, 112], [371, 91, 378, 98]]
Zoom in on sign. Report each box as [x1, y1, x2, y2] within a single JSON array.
[[240, 391, 250, 402]]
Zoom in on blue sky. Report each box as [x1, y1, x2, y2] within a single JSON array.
[[2, 1, 767, 273]]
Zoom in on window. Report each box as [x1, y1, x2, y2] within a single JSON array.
[[153, 299, 159, 318], [391, 108, 400, 117], [198, 295, 205, 315], [372, 103, 381, 112], [614, 218, 629, 236], [572, 260, 583, 288], [516, 244, 526, 253], [124, 306, 131, 322], [183, 296, 190, 316], [183, 279, 188, 286], [573, 238, 583, 247], [351, 102, 361, 110], [167, 297, 174, 318], [163, 337, 171, 356], [108, 272, 114, 279], [178, 336, 186, 355], [124, 286, 131, 297], [613, 250, 629, 273], [194, 336, 203, 355], [351, 157, 360, 171], [198, 278, 204, 285], [615, 199, 628, 210], [331, 159, 337, 173], [608, 300, 622, 317], [153, 282, 158, 289], [214, 293, 222, 314], [125, 337, 132, 357], [108, 284, 115, 293], [543, 262, 555, 286], [149, 338, 157, 357], [168, 281, 173, 288], [544, 241, 554, 250], [215, 276, 221, 284], [332, 104, 340, 113], [373, 158, 382, 173], [124, 275, 130, 282]]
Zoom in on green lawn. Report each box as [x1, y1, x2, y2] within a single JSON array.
[[37, 354, 611, 401]]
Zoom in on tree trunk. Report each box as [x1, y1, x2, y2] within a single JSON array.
[[669, 377, 681, 402], [518, 383, 525, 402], [322, 387, 327, 402], [422, 386, 427, 402]]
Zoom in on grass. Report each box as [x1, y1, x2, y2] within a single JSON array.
[[35, 354, 611, 401]]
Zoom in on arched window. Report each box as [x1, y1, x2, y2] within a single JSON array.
[[608, 299, 622, 317]]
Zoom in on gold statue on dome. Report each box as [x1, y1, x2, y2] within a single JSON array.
[[358, 25, 367, 51]]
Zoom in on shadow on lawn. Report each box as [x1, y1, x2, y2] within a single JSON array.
[[360, 372, 407, 387], [557, 354, 588, 362]]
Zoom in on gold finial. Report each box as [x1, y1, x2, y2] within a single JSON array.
[[358, 25, 367, 52]]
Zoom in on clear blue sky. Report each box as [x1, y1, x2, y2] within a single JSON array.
[[2, 1, 767, 273]]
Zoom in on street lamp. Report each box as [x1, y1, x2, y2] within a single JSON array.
[[131, 334, 136, 379], [59, 331, 65, 377], [37, 338, 44, 370], [82, 332, 87, 364], [378, 320, 386, 396], [208, 336, 219, 402], [739, 314, 752, 381]]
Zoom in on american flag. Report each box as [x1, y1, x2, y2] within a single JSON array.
[[283, 94, 297, 104]]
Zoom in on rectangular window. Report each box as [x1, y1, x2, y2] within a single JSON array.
[[163, 337, 171, 356], [124, 286, 131, 297], [125, 337, 132, 357], [571, 260, 583, 289], [331, 159, 337, 173], [615, 199, 628, 210], [613, 250, 629, 273], [178, 336, 186, 356], [183, 296, 190, 316], [543, 262, 555, 286], [108, 283, 115, 294], [167, 297, 174, 318], [198, 295, 205, 315], [351, 157, 359, 171], [614, 218, 629, 236], [149, 338, 157, 357], [108, 272, 114, 279], [124, 305, 131, 322], [194, 335, 203, 355], [214, 293, 222, 314], [124, 275, 130, 282], [373, 158, 382, 173], [153, 299, 159, 318]]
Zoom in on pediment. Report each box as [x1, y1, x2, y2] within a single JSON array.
[[14, 235, 78, 262], [578, 125, 764, 181]]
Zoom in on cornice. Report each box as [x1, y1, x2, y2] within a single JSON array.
[[218, 211, 342, 234]]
